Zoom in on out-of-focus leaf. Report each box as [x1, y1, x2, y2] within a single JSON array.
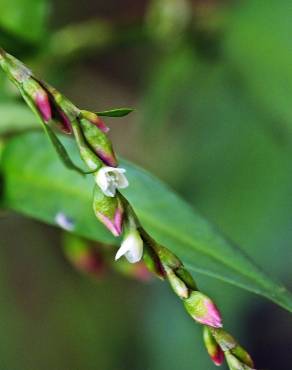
[[1, 132, 292, 312], [224, 0, 292, 134], [96, 108, 134, 117], [0, 103, 39, 135], [0, 0, 49, 43]]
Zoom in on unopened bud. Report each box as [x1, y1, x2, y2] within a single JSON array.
[[80, 118, 117, 167], [141, 241, 165, 279], [225, 351, 256, 370], [211, 329, 237, 352], [22, 79, 52, 122], [231, 345, 254, 368], [175, 267, 197, 290], [81, 110, 109, 133], [184, 291, 222, 328], [158, 245, 182, 270], [211, 329, 255, 368], [203, 327, 224, 366], [93, 186, 124, 236], [165, 267, 189, 299]]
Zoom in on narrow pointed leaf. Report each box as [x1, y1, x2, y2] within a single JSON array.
[[1, 132, 292, 313], [96, 108, 134, 117]]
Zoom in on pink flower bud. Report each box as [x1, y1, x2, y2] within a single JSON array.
[[184, 291, 223, 328], [96, 205, 123, 237], [35, 90, 52, 122], [93, 188, 124, 237], [81, 110, 109, 133], [57, 109, 72, 134]]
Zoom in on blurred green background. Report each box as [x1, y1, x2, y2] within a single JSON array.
[[0, 0, 292, 369]]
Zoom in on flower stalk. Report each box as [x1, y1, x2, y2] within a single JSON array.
[[0, 48, 257, 370]]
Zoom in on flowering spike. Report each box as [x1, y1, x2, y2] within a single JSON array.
[[184, 291, 223, 328], [203, 327, 224, 366], [93, 186, 124, 236], [81, 110, 109, 133], [80, 118, 117, 166], [95, 166, 129, 197]]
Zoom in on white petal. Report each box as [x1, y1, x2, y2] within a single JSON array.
[[115, 240, 131, 261], [125, 244, 143, 263], [95, 168, 109, 192], [115, 231, 143, 264], [104, 183, 117, 197], [116, 172, 129, 189]]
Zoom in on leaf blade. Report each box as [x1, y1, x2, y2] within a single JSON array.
[[1, 131, 292, 312]]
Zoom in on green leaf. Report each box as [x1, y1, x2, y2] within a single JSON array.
[[224, 0, 292, 136], [0, 103, 39, 135], [0, 0, 49, 43], [96, 108, 134, 117], [1, 131, 292, 312]]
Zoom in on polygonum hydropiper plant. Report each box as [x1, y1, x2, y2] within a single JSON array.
[[0, 48, 256, 370]]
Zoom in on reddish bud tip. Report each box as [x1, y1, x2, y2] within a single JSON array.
[[184, 291, 223, 328], [96, 149, 118, 167], [211, 350, 225, 366], [58, 109, 72, 134], [203, 327, 225, 367], [96, 206, 123, 237], [35, 91, 52, 122], [96, 118, 109, 133], [203, 299, 223, 328], [81, 110, 109, 133]]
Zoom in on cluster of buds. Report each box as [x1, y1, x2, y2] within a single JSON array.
[[0, 48, 257, 370]]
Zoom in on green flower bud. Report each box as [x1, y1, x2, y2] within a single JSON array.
[[211, 330, 255, 368], [157, 244, 182, 270], [175, 266, 197, 290], [80, 118, 117, 167], [231, 345, 254, 368], [225, 351, 256, 370], [93, 186, 124, 237], [211, 328, 237, 351], [81, 110, 109, 133], [203, 327, 224, 366], [22, 78, 52, 122], [165, 267, 189, 299], [184, 291, 222, 328]]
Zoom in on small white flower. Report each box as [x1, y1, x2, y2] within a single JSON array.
[[95, 166, 129, 197], [115, 230, 144, 263]]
